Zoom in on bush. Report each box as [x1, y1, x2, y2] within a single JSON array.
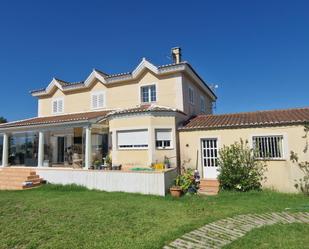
[[218, 139, 267, 191], [175, 168, 199, 193], [290, 152, 309, 196], [290, 125, 309, 196]]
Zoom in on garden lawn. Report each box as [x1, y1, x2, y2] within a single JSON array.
[[0, 185, 308, 249], [224, 223, 309, 249]]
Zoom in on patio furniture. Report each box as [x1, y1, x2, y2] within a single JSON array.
[[112, 164, 122, 170], [101, 164, 111, 170], [72, 153, 83, 168]]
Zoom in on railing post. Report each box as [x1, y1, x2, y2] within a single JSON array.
[[85, 127, 92, 169], [38, 131, 45, 167], [2, 133, 9, 167]]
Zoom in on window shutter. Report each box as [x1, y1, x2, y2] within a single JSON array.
[[52, 101, 58, 113], [92, 94, 98, 109], [117, 130, 148, 147], [98, 93, 104, 108], [156, 129, 172, 141], [57, 100, 63, 113]]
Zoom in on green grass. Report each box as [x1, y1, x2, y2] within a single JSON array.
[[0, 184, 308, 249], [224, 223, 309, 249]]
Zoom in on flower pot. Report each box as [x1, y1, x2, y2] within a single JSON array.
[[170, 187, 183, 197]]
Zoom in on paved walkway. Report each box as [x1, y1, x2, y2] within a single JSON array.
[[164, 212, 309, 249]]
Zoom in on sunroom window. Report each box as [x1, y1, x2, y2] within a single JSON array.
[[155, 129, 172, 149], [252, 135, 284, 159], [141, 85, 156, 103], [117, 129, 148, 149]]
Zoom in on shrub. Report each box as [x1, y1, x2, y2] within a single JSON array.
[[290, 152, 309, 196], [175, 168, 199, 193], [290, 124, 309, 196], [218, 139, 267, 191]]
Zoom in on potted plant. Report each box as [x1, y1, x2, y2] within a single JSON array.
[[93, 160, 101, 170], [170, 169, 198, 197], [164, 156, 171, 169]]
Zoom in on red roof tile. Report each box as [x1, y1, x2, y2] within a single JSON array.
[[0, 105, 184, 129], [0, 111, 110, 129], [181, 107, 309, 130]]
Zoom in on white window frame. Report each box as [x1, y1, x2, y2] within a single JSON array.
[[140, 84, 157, 104], [117, 129, 149, 150], [189, 86, 194, 105], [155, 129, 173, 150], [91, 91, 106, 110], [201, 138, 219, 168], [200, 95, 206, 113], [250, 133, 288, 160], [52, 98, 64, 114]]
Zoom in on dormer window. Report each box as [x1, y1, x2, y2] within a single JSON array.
[[91, 91, 105, 109], [141, 85, 156, 103], [52, 98, 64, 114]]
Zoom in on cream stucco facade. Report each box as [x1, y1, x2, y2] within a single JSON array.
[[109, 114, 183, 168], [37, 70, 214, 117], [179, 125, 308, 193], [1, 51, 307, 195], [32, 60, 216, 172]]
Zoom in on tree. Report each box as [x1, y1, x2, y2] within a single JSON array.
[[0, 117, 7, 124]]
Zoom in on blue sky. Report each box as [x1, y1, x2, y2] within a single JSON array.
[[0, 0, 308, 121]]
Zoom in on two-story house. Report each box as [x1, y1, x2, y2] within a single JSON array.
[[0, 47, 308, 194], [0, 48, 216, 171]]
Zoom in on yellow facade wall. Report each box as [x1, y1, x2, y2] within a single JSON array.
[[109, 114, 179, 168], [179, 125, 308, 193], [182, 75, 214, 116], [38, 71, 184, 117]]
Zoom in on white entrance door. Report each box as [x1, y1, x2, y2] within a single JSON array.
[[201, 138, 219, 179]]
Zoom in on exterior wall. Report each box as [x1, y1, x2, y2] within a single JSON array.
[[36, 168, 177, 196], [38, 71, 184, 117], [179, 125, 308, 193], [182, 75, 213, 116], [109, 114, 180, 168]]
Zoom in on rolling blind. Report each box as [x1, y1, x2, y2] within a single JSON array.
[[156, 129, 172, 141], [117, 130, 148, 148]]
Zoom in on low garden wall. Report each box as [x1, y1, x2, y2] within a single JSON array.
[[36, 168, 177, 196]]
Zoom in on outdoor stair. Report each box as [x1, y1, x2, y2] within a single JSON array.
[[198, 179, 219, 195], [0, 168, 43, 190]]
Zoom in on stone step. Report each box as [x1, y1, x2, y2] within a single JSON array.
[[0, 178, 43, 185], [199, 186, 219, 191], [200, 179, 220, 187], [0, 168, 36, 173], [198, 191, 218, 196], [0, 173, 40, 181], [0, 171, 37, 177], [0, 168, 43, 190]]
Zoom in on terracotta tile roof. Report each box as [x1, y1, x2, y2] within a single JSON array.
[[0, 111, 111, 129], [110, 104, 186, 115], [0, 105, 184, 130], [181, 107, 309, 130]]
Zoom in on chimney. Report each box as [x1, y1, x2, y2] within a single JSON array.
[[171, 47, 182, 64]]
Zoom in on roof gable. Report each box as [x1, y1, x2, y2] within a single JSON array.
[[30, 59, 217, 100]]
